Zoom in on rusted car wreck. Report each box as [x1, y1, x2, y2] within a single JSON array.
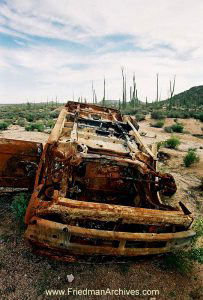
[[0, 101, 195, 259]]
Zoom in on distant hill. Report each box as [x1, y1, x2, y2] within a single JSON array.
[[103, 86, 203, 109], [163, 85, 203, 107]]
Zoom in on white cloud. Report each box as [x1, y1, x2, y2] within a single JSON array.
[[0, 0, 203, 103]]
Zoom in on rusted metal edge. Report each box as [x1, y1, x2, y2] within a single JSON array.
[[48, 109, 67, 144], [25, 217, 195, 256], [124, 116, 156, 159], [35, 197, 192, 227], [28, 217, 195, 242]]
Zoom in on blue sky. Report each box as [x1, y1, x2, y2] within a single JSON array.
[[0, 0, 203, 103]]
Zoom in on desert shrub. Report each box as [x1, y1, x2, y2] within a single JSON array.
[[25, 123, 45, 132], [46, 120, 55, 128], [140, 110, 148, 115], [25, 111, 49, 122], [135, 113, 145, 121], [35, 111, 50, 120], [151, 110, 165, 119], [181, 111, 190, 119], [189, 217, 203, 263], [165, 111, 178, 118], [150, 120, 164, 128], [0, 122, 9, 130], [157, 141, 164, 150], [197, 112, 203, 122], [161, 250, 192, 274], [166, 110, 190, 119], [0, 112, 14, 119], [192, 217, 203, 244], [164, 126, 173, 133], [183, 148, 200, 167], [122, 108, 138, 115], [164, 136, 180, 149], [11, 193, 30, 227], [162, 246, 203, 273], [164, 123, 184, 133], [161, 217, 203, 274], [26, 114, 36, 122], [193, 112, 200, 119], [17, 111, 26, 118], [187, 248, 203, 263], [16, 118, 26, 127], [2, 119, 13, 126], [171, 123, 184, 133], [50, 110, 60, 118]]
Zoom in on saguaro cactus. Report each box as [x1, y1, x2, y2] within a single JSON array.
[[169, 75, 176, 108], [102, 77, 106, 106], [156, 73, 159, 102], [132, 73, 136, 108], [121, 67, 126, 109]]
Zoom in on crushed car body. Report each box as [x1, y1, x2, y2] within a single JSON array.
[[0, 101, 195, 259]]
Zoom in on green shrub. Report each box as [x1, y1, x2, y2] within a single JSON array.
[[157, 141, 164, 151], [164, 136, 180, 149], [187, 248, 203, 264], [11, 193, 30, 227], [0, 122, 9, 130], [3, 119, 13, 125], [26, 114, 35, 122], [0, 112, 14, 119], [192, 217, 203, 244], [151, 110, 165, 119], [135, 113, 145, 121], [50, 110, 60, 118], [122, 108, 139, 115], [166, 110, 190, 119], [197, 112, 203, 122], [46, 120, 55, 128], [16, 118, 26, 127], [25, 123, 45, 132], [183, 148, 200, 167], [164, 123, 184, 133], [150, 120, 164, 128], [171, 123, 184, 133], [161, 217, 203, 274], [164, 126, 173, 133], [161, 250, 192, 274], [34, 111, 50, 120], [140, 110, 148, 115]]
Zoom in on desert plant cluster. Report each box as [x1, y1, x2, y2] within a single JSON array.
[[0, 101, 60, 132]]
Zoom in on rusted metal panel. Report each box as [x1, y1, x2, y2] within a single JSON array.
[[35, 198, 192, 227], [27, 217, 195, 242], [25, 217, 195, 256], [0, 138, 42, 188], [20, 101, 195, 259]]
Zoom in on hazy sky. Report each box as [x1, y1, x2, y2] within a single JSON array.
[[0, 0, 203, 103]]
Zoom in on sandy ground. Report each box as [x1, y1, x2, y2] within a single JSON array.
[[139, 118, 203, 218], [0, 119, 203, 300], [0, 125, 49, 144]]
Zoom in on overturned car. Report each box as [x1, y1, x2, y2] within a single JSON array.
[[0, 101, 195, 259]]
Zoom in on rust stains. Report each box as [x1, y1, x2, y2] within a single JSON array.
[[0, 102, 195, 259], [0, 138, 42, 189]]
